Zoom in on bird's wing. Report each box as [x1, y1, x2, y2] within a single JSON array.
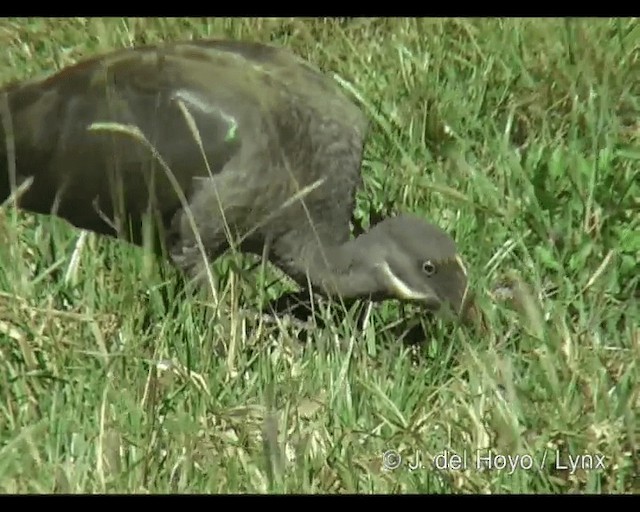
[[1, 40, 369, 243]]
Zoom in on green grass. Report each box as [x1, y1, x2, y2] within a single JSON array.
[[1, 17, 639, 494]]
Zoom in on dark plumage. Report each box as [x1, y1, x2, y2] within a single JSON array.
[[0, 39, 469, 315]]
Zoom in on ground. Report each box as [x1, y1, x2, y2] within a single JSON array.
[[0, 17, 638, 493]]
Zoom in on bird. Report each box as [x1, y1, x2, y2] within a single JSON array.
[[0, 39, 470, 317]]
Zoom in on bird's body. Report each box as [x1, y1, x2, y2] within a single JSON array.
[[1, 39, 469, 315]]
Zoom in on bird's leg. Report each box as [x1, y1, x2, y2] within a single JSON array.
[[166, 173, 243, 299], [242, 236, 321, 334], [166, 151, 277, 302], [256, 234, 272, 311]]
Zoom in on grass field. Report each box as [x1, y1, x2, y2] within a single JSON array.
[[0, 17, 638, 494]]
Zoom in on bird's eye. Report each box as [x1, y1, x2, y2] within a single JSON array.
[[422, 260, 437, 277]]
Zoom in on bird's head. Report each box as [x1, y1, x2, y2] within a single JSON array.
[[362, 214, 470, 317]]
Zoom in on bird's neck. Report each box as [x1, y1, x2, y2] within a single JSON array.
[[273, 232, 381, 301]]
